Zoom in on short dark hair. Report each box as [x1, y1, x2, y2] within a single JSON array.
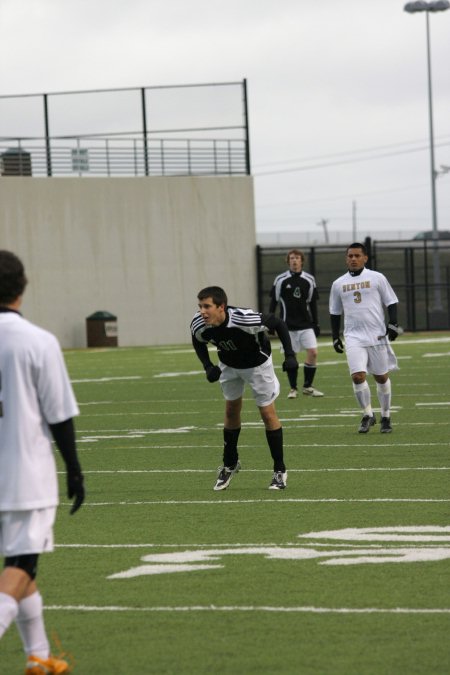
[[197, 286, 228, 306], [0, 250, 28, 305], [346, 242, 367, 255]]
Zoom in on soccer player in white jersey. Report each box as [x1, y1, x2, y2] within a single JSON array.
[[329, 243, 401, 433], [191, 286, 298, 490], [0, 251, 85, 674]]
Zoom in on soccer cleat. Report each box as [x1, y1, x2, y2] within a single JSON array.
[[380, 416, 393, 433], [302, 386, 324, 397], [213, 461, 241, 491], [358, 414, 376, 433], [269, 470, 287, 490], [25, 654, 71, 674], [287, 388, 298, 399]]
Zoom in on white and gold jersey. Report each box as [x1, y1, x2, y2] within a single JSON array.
[[329, 268, 398, 347], [0, 312, 79, 510]]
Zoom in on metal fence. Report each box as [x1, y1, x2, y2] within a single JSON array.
[[257, 238, 450, 331], [0, 81, 250, 177]]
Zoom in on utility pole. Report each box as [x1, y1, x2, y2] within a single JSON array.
[[352, 201, 357, 241], [317, 218, 329, 244]]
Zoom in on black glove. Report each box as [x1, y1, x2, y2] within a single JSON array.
[[386, 323, 401, 341], [67, 471, 85, 515], [313, 324, 320, 338], [282, 354, 299, 371], [333, 338, 344, 353], [205, 364, 221, 382]]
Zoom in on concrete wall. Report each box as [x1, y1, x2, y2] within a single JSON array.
[[0, 176, 257, 348]]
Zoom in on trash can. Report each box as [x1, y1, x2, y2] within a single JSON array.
[[0, 148, 32, 176], [86, 311, 118, 347]]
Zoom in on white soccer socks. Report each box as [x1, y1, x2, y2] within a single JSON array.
[[353, 381, 372, 415], [16, 591, 50, 658], [0, 591, 19, 638], [376, 379, 392, 418]]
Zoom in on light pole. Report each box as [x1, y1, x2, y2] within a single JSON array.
[[404, 0, 449, 324]]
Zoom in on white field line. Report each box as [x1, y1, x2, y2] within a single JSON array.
[[149, 352, 450, 379], [63, 498, 450, 507], [72, 466, 450, 474], [71, 376, 142, 383], [423, 352, 450, 357], [152, 359, 410, 378], [76, 441, 450, 448], [43, 604, 450, 614], [76, 393, 446, 405], [158, 337, 450, 355], [53, 543, 391, 549]]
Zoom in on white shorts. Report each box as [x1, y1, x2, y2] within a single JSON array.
[[219, 355, 280, 408], [281, 329, 317, 354], [346, 344, 399, 376], [0, 507, 56, 557]]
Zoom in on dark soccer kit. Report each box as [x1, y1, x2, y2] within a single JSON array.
[[190, 306, 286, 369], [269, 270, 319, 330]]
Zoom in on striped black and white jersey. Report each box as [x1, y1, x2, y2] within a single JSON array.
[[190, 306, 273, 369], [269, 270, 318, 331]]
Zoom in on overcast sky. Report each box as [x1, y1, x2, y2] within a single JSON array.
[[1, 0, 449, 243]]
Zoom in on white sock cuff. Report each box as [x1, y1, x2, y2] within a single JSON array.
[[17, 591, 43, 621], [0, 592, 19, 633], [352, 381, 369, 393], [376, 380, 391, 394]]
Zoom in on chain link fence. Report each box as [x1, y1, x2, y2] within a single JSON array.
[[257, 238, 450, 331]]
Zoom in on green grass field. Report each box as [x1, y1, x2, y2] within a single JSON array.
[[2, 333, 450, 674]]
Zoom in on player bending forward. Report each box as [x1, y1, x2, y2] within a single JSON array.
[[191, 286, 298, 490]]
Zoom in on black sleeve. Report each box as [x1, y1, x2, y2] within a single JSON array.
[[268, 287, 277, 315], [192, 335, 213, 369], [261, 313, 295, 357], [49, 418, 82, 474], [330, 314, 341, 340], [387, 303, 398, 324], [309, 292, 319, 325]]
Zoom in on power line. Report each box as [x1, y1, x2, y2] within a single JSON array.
[[252, 135, 450, 169], [253, 140, 450, 176], [255, 182, 431, 210]]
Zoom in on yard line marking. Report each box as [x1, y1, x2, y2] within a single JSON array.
[[78, 427, 196, 440], [71, 376, 142, 383], [67, 498, 450, 507], [55, 542, 285, 548], [79, 411, 205, 416], [423, 352, 450, 358], [416, 402, 450, 407], [76, 441, 450, 448], [152, 358, 418, 378], [300, 526, 450, 542], [54, 543, 448, 549], [157, 338, 448, 350], [154, 371, 204, 378], [44, 604, 450, 614], [403, 337, 450, 344], [74, 466, 450, 474], [53, 539, 449, 549]]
